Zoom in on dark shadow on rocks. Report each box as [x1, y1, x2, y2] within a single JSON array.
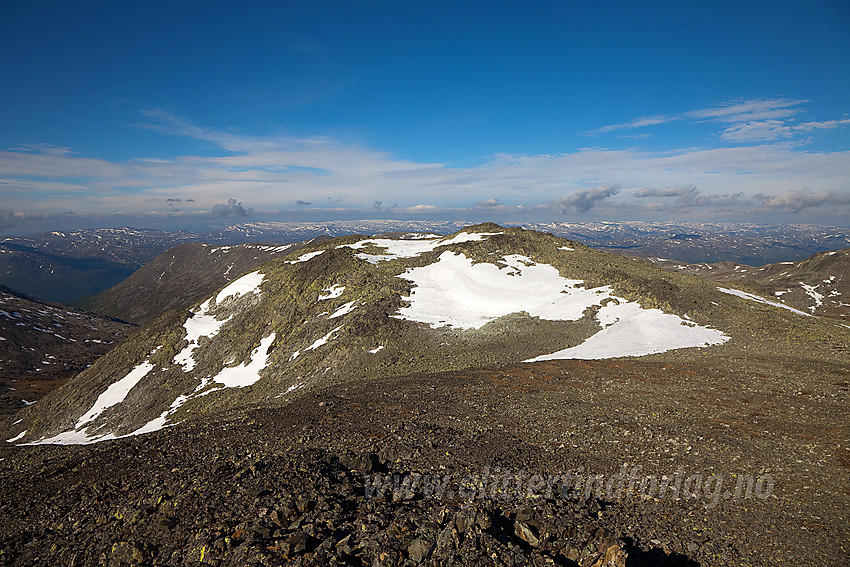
[[623, 538, 701, 566]]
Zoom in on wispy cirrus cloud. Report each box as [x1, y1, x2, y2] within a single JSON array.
[[589, 98, 850, 144], [590, 98, 809, 134], [720, 117, 850, 142], [592, 115, 672, 134], [686, 98, 806, 123]]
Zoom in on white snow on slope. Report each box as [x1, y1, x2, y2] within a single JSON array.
[[394, 252, 599, 329], [717, 287, 814, 317], [23, 333, 278, 445], [287, 250, 325, 263], [306, 326, 343, 351], [339, 232, 501, 263], [124, 393, 190, 438], [526, 302, 728, 361], [74, 361, 155, 428], [214, 270, 264, 304], [319, 284, 345, 300], [211, 333, 276, 388], [6, 430, 26, 443], [799, 283, 824, 311], [19, 350, 161, 445], [173, 307, 231, 371], [23, 429, 116, 445], [394, 252, 728, 359], [173, 271, 266, 371], [121, 333, 276, 438], [329, 301, 356, 319], [439, 231, 502, 246]]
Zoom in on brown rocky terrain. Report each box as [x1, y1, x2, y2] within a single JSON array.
[[1, 354, 847, 566], [0, 286, 134, 418]]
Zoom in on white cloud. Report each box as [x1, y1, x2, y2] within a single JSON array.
[[2, 111, 849, 224], [720, 117, 850, 142], [591, 115, 673, 134], [591, 98, 850, 144], [549, 185, 621, 213], [685, 98, 806, 123], [757, 189, 850, 212]]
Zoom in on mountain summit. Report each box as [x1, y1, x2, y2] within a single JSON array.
[[7, 224, 846, 445]]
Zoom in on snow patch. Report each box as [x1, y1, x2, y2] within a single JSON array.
[[799, 283, 824, 310], [279, 382, 305, 397], [306, 326, 343, 351], [214, 270, 264, 304], [173, 308, 232, 372], [126, 393, 189, 437], [74, 361, 155, 428], [319, 284, 345, 300], [526, 303, 728, 361], [288, 250, 325, 263], [329, 301, 356, 319], [368, 345, 384, 354], [210, 333, 276, 389], [718, 287, 814, 317], [393, 252, 597, 329], [394, 251, 728, 360], [172, 272, 265, 372], [339, 231, 501, 263], [6, 430, 26, 443], [24, 429, 116, 445]]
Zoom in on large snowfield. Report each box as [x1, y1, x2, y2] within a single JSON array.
[[393, 251, 729, 360]]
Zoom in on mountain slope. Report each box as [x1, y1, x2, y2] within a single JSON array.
[[0, 286, 134, 416], [8, 224, 847, 445], [77, 240, 318, 325], [2, 224, 848, 566], [646, 247, 850, 320]]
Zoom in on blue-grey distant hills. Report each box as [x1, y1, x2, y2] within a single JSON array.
[[1, 221, 848, 305]]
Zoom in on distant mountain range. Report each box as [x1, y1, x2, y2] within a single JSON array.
[[2, 221, 848, 305], [0, 228, 198, 304]]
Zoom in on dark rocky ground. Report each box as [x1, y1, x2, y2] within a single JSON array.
[[0, 286, 134, 418], [1, 356, 847, 566]]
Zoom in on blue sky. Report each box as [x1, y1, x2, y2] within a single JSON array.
[[1, 0, 849, 233]]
